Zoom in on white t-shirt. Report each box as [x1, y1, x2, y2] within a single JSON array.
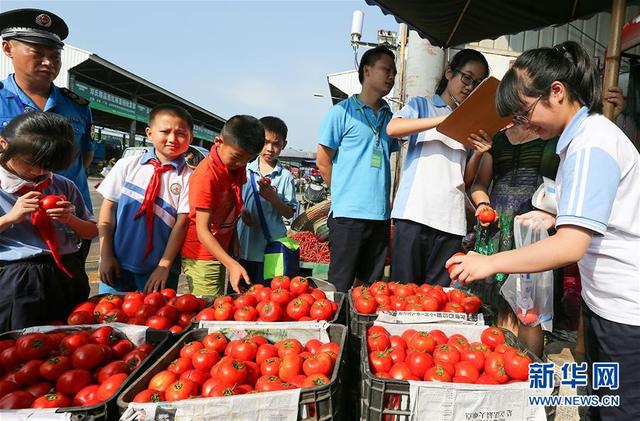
[[391, 95, 469, 236], [555, 107, 640, 326]]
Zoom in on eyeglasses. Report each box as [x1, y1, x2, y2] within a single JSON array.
[[456, 69, 485, 88], [512, 95, 543, 125]]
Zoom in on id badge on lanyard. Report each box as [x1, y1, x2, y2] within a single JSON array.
[[356, 97, 387, 170], [371, 139, 383, 169]]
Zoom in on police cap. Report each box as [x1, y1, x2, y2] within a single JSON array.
[[0, 8, 68, 48]]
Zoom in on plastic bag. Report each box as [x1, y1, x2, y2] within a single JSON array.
[[499, 217, 553, 327]]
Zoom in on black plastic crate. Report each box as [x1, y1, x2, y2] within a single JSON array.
[[360, 325, 543, 421], [0, 325, 171, 421], [117, 324, 347, 421]]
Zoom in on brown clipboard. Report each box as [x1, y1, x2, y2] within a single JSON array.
[[436, 76, 512, 147]]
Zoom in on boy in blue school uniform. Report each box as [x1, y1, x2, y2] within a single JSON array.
[[97, 105, 193, 293], [0, 112, 97, 331], [237, 116, 297, 285]]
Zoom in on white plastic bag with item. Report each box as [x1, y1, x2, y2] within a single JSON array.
[[499, 217, 554, 328]]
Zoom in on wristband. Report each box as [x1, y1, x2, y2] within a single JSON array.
[[476, 202, 491, 208]]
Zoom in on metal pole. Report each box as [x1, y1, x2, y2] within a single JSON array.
[[603, 0, 626, 120], [391, 24, 409, 199]]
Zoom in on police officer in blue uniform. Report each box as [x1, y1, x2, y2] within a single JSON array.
[[0, 8, 95, 261]]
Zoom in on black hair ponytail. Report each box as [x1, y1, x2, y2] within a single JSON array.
[[496, 41, 602, 116], [435, 49, 489, 95]]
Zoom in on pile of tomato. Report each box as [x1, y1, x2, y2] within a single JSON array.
[[0, 327, 155, 409], [290, 231, 330, 263], [351, 281, 482, 315], [67, 289, 207, 333], [131, 332, 341, 402], [366, 326, 532, 384], [194, 276, 338, 322]]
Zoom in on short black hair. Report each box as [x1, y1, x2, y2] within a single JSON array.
[[0, 112, 75, 171], [358, 45, 395, 83], [496, 41, 602, 116], [259, 116, 288, 140], [221, 115, 264, 155], [149, 104, 194, 131]]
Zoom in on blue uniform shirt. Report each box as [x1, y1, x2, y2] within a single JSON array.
[[318, 95, 398, 220], [0, 74, 94, 211], [237, 158, 297, 262]]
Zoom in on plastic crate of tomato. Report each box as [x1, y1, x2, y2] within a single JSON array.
[[117, 323, 347, 420], [360, 322, 550, 421], [193, 276, 346, 326], [0, 323, 170, 420]]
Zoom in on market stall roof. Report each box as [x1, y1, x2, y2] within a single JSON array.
[[280, 147, 317, 160], [365, 0, 631, 48]]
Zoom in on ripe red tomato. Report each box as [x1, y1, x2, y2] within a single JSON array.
[[423, 365, 452, 382], [503, 347, 532, 381], [160, 288, 177, 299], [234, 294, 258, 309], [179, 341, 204, 360], [120, 298, 143, 317], [180, 369, 210, 387], [93, 302, 116, 321], [133, 388, 164, 403], [258, 300, 284, 322], [39, 194, 66, 210], [302, 373, 330, 388], [167, 357, 193, 376], [133, 304, 158, 320], [145, 315, 171, 330], [149, 370, 178, 392], [111, 339, 134, 359], [283, 299, 308, 320], [433, 345, 461, 366], [447, 334, 470, 352], [67, 311, 95, 325], [71, 344, 106, 370], [97, 373, 128, 401], [91, 326, 116, 346], [302, 352, 334, 377], [56, 369, 92, 396], [156, 305, 180, 323], [517, 308, 539, 325], [97, 360, 130, 384], [15, 333, 51, 361], [462, 296, 482, 314], [144, 292, 167, 308], [310, 288, 326, 300], [195, 308, 216, 322], [309, 299, 334, 320], [454, 361, 479, 383], [478, 207, 497, 224], [123, 349, 148, 370], [233, 306, 258, 321], [174, 294, 200, 313], [484, 352, 510, 383], [213, 302, 234, 321], [0, 380, 18, 399], [14, 360, 43, 386], [289, 276, 309, 296], [58, 333, 90, 356], [460, 348, 485, 371], [354, 295, 377, 314], [270, 275, 291, 290], [275, 338, 304, 358], [260, 357, 281, 377], [229, 340, 257, 362], [278, 354, 303, 382], [480, 327, 506, 350], [269, 288, 293, 306], [218, 359, 248, 385], [72, 301, 96, 314], [0, 390, 34, 409], [447, 289, 468, 304], [72, 384, 100, 406], [39, 355, 71, 381], [24, 382, 53, 398], [201, 332, 227, 354], [32, 392, 71, 408], [405, 351, 434, 378], [369, 351, 393, 374], [367, 332, 391, 352], [476, 373, 499, 384], [192, 349, 220, 372], [408, 332, 435, 353]]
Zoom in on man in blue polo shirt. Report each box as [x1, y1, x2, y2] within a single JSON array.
[[317, 46, 398, 292], [0, 8, 94, 260]]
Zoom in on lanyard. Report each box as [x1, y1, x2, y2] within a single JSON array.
[[352, 96, 389, 148]]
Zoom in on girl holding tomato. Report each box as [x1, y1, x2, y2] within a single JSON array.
[[387, 49, 492, 285], [0, 112, 97, 331], [448, 41, 640, 419]]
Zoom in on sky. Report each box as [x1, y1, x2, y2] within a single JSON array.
[[1, 0, 400, 151]]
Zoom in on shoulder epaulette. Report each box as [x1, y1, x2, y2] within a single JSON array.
[[60, 87, 89, 106]]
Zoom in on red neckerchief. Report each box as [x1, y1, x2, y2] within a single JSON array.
[[210, 145, 246, 214], [17, 178, 73, 278], [134, 158, 174, 257]]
